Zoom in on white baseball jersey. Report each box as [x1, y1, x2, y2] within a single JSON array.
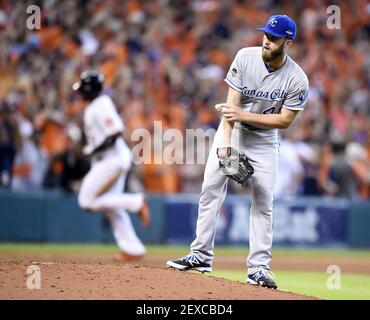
[[79, 94, 146, 256], [224, 46, 309, 141], [83, 95, 124, 154]]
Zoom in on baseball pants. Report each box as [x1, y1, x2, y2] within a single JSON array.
[[190, 120, 279, 273], [78, 138, 146, 256]]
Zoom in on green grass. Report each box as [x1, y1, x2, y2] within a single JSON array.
[[210, 270, 370, 300], [0, 243, 119, 254], [0, 243, 369, 258]]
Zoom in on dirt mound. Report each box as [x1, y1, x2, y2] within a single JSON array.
[[0, 261, 316, 300]]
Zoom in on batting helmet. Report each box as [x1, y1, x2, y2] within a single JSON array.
[[72, 71, 104, 101]]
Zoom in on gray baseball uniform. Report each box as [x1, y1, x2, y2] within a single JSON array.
[[190, 46, 309, 273]]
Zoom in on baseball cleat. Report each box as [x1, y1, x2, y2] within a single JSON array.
[[166, 253, 212, 273], [247, 269, 278, 289], [114, 252, 145, 263], [138, 199, 150, 228]]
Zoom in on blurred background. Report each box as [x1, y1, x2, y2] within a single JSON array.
[[0, 0, 369, 248]]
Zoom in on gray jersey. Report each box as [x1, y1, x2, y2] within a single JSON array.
[[224, 46, 309, 142]]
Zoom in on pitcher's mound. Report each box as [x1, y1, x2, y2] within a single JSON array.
[[1, 261, 317, 300]]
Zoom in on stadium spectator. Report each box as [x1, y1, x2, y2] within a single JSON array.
[[0, 100, 21, 187], [0, 0, 369, 199]]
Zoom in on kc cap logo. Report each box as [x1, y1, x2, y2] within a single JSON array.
[[269, 18, 278, 27]]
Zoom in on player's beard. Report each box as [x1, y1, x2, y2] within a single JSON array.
[[262, 42, 285, 62]]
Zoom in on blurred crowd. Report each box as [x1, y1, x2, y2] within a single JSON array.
[[0, 0, 369, 199]]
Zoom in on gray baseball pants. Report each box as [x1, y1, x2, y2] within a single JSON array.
[[190, 120, 279, 274]]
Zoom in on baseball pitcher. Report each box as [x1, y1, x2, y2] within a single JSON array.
[[167, 15, 309, 289]]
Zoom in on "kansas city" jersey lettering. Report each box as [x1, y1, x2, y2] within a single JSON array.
[[242, 87, 288, 101]]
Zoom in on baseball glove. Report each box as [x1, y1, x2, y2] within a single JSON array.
[[216, 146, 254, 187]]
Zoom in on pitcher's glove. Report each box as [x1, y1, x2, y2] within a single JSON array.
[[216, 147, 254, 187]]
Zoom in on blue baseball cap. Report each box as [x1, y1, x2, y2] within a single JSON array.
[[257, 15, 297, 40]]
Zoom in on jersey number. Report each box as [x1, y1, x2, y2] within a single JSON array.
[[263, 106, 282, 114]]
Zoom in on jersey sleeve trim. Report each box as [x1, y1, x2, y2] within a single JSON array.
[[224, 78, 243, 93], [282, 104, 305, 111]]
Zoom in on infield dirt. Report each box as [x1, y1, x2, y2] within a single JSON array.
[[0, 252, 324, 300]]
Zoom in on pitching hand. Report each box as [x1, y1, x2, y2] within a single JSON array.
[[218, 104, 246, 122]]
